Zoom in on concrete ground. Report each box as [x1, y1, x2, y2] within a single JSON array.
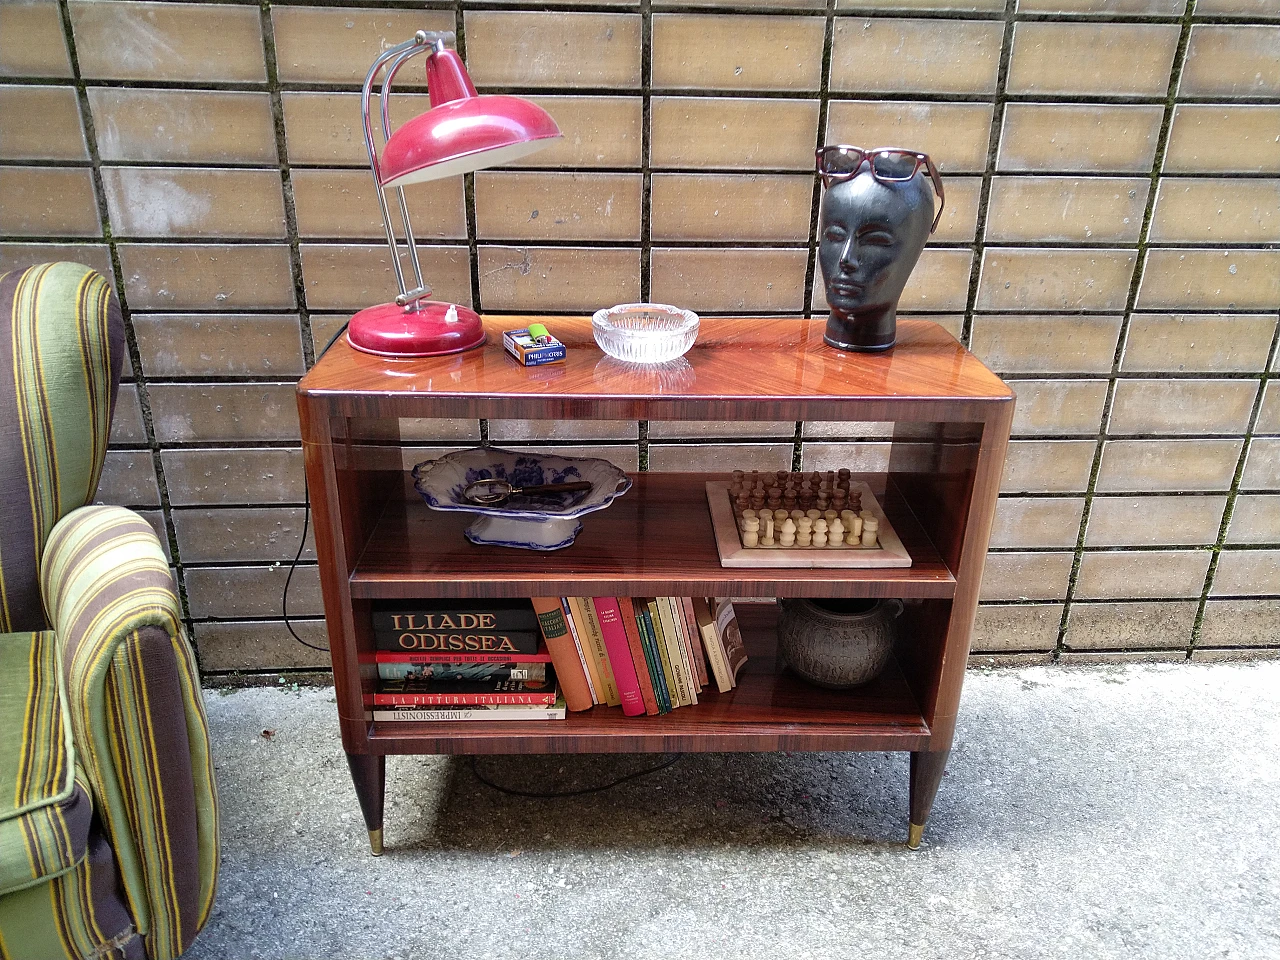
[[187, 661, 1280, 960]]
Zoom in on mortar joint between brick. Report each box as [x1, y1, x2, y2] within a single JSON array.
[[1052, 0, 1201, 658], [639, 0, 653, 303], [259, 0, 315, 366], [1189, 317, 1280, 653], [801, 0, 837, 321], [54, 0, 197, 638], [958, 0, 1018, 350], [454, 9, 486, 314]]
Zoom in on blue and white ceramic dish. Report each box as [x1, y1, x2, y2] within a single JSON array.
[[412, 447, 631, 550]]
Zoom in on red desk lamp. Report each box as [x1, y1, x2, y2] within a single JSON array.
[[347, 31, 562, 358]]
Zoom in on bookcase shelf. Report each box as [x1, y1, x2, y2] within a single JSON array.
[[350, 473, 956, 600], [297, 316, 1014, 854], [366, 604, 930, 754]]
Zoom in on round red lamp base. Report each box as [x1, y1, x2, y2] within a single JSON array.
[[346, 300, 486, 358]]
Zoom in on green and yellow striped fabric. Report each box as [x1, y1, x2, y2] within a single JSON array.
[[0, 629, 142, 960], [0, 630, 87, 895], [0, 262, 123, 635], [35, 506, 220, 960], [0, 262, 216, 960], [0, 813, 144, 960]]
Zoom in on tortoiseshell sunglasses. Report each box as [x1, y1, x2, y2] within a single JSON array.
[[816, 145, 946, 233]]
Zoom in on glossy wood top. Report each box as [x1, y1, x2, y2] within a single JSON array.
[[299, 317, 1013, 423], [350, 472, 956, 600], [364, 603, 931, 755]]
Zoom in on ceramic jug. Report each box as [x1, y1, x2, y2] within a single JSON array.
[[777, 597, 904, 688]]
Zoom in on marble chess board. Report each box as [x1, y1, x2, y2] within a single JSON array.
[[706, 470, 912, 569]]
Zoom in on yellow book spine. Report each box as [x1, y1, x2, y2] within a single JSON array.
[[572, 597, 620, 707], [565, 598, 604, 704], [652, 599, 689, 707], [660, 597, 697, 706], [646, 599, 684, 708]]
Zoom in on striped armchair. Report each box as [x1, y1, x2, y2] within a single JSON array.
[[0, 263, 218, 959]]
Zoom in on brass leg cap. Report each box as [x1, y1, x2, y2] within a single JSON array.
[[368, 828, 384, 856], [906, 823, 924, 850]]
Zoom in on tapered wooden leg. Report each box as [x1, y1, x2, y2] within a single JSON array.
[[907, 749, 950, 850], [346, 752, 386, 855]]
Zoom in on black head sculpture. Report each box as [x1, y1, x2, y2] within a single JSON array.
[[816, 146, 943, 352]]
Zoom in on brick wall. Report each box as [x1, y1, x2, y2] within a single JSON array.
[[2, 0, 1278, 674]]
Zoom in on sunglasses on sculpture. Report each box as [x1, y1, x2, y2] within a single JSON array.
[[815, 145, 946, 234]]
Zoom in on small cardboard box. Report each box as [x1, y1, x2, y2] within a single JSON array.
[[503, 327, 566, 366]]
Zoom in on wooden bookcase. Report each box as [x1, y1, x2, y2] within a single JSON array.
[[297, 316, 1014, 854]]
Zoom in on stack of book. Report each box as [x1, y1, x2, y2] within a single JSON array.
[[369, 600, 566, 721], [531, 597, 748, 715]]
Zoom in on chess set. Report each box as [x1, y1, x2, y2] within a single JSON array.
[[705, 469, 912, 569]]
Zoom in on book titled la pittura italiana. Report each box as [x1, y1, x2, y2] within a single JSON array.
[[369, 671, 559, 707]]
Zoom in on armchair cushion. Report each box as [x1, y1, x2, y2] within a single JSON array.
[[0, 630, 90, 894], [0, 633, 144, 960]]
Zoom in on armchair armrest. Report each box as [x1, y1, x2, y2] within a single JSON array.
[[40, 506, 218, 960]]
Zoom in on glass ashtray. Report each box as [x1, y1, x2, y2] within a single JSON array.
[[592, 303, 699, 364]]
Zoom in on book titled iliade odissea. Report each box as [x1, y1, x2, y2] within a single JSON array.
[[373, 599, 541, 654]]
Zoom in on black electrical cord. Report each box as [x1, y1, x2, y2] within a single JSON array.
[[470, 754, 682, 798], [284, 321, 350, 654]]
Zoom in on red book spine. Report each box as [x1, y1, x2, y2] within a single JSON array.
[[591, 597, 646, 717], [369, 690, 559, 706], [374, 648, 552, 664], [617, 597, 659, 716]]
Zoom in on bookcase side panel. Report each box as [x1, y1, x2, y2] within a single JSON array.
[[894, 407, 1011, 741]]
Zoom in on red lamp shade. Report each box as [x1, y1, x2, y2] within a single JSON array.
[[345, 40, 562, 359], [381, 49, 561, 187]]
